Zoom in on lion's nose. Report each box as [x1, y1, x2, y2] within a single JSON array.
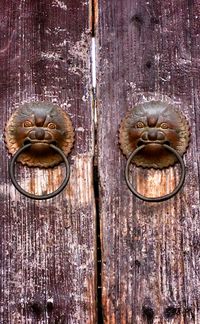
[[35, 128, 45, 140], [141, 130, 166, 141], [148, 129, 158, 141]]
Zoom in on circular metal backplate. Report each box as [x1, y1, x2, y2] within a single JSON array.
[[5, 101, 75, 168], [119, 100, 190, 169]]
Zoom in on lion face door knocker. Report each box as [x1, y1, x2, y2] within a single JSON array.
[[5, 102, 74, 200], [119, 100, 190, 202]]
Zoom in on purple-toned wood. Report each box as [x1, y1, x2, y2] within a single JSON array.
[[97, 0, 200, 322], [0, 1, 96, 323]]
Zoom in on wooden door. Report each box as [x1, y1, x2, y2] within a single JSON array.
[[1, 0, 200, 323], [97, 0, 200, 323], [0, 1, 96, 323]]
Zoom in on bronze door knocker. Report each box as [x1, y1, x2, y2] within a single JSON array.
[[5, 101, 74, 200], [119, 100, 190, 202]]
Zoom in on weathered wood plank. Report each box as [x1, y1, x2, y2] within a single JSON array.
[[97, 0, 200, 322], [0, 1, 96, 323]]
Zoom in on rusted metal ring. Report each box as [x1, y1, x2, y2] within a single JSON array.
[[125, 144, 186, 202], [9, 143, 70, 200]]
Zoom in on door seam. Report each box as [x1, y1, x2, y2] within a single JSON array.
[[90, 0, 102, 322]]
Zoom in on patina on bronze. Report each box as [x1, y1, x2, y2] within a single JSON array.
[[5, 101, 75, 168], [5, 102, 74, 199], [119, 100, 190, 169], [119, 100, 190, 202]]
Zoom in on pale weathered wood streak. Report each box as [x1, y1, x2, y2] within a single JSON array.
[[0, 1, 96, 323], [97, 0, 200, 323]]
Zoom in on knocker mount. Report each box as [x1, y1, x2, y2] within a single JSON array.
[[119, 100, 190, 202], [5, 101, 74, 200]]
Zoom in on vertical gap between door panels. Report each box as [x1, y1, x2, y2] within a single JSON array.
[[91, 0, 103, 322]]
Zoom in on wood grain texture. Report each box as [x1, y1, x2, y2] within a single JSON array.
[[97, 0, 200, 323], [0, 1, 96, 323]]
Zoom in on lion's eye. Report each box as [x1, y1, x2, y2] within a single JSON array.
[[47, 122, 56, 129], [160, 122, 169, 129], [135, 121, 145, 128], [23, 120, 33, 127]]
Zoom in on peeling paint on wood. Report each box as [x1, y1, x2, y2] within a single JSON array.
[[0, 0, 96, 323], [97, 0, 200, 323]]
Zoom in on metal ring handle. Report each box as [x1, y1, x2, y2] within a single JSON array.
[[9, 143, 70, 200], [125, 144, 186, 202]]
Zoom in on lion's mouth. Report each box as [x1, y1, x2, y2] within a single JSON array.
[[23, 138, 57, 146], [137, 139, 170, 147]]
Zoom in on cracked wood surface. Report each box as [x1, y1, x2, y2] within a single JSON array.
[[0, 1, 96, 323], [97, 0, 200, 323]]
